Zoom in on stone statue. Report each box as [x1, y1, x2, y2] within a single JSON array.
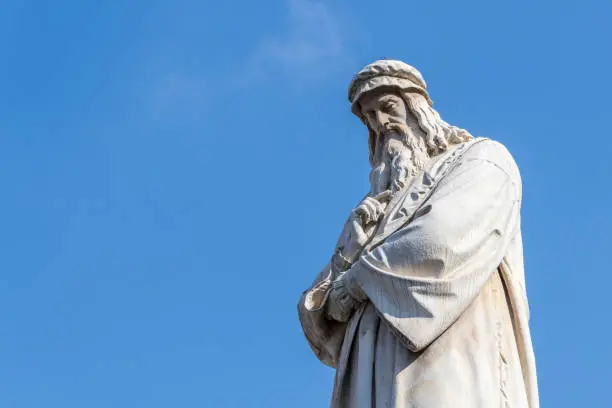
[[297, 60, 539, 408]]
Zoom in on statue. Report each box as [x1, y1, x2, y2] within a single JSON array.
[[297, 60, 539, 408]]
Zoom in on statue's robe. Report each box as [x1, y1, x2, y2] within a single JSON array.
[[298, 138, 539, 408]]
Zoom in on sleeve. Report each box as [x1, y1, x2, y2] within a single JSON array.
[[342, 140, 522, 352], [297, 262, 348, 368]]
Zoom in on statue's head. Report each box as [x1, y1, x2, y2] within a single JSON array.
[[349, 60, 473, 194]]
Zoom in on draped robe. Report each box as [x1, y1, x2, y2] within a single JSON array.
[[298, 138, 539, 408]]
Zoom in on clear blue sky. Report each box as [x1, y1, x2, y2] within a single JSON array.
[[0, 1, 610, 407]]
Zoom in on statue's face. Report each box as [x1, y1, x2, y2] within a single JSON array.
[[358, 89, 407, 137]]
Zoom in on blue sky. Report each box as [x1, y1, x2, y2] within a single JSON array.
[[0, 0, 611, 406]]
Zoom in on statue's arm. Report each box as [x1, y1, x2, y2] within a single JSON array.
[[295, 231, 375, 366], [296, 260, 348, 368], [337, 140, 522, 351]]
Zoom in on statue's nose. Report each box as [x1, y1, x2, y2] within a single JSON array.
[[375, 111, 389, 131]]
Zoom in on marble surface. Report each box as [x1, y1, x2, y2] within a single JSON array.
[[298, 60, 539, 408]]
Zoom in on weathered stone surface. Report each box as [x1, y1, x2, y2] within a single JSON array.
[[297, 59, 539, 408]]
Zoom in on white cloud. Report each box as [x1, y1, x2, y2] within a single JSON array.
[[258, 0, 344, 69], [144, 0, 352, 115], [234, 0, 351, 87]]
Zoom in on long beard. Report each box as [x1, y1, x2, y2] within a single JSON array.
[[369, 124, 429, 196]]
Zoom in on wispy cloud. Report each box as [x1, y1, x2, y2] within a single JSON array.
[[233, 0, 352, 87], [255, 0, 345, 70], [145, 0, 353, 116]]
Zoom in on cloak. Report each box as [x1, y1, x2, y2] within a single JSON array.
[[298, 138, 539, 408]]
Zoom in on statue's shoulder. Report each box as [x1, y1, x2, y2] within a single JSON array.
[[461, 137, 521, 182]]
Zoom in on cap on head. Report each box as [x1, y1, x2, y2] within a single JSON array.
[[348, 59, 432, 119]]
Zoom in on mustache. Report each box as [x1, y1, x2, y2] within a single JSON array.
[[379, 122, 410, 137]]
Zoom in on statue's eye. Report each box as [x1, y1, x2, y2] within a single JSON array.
[[381, 101, 396, 112]]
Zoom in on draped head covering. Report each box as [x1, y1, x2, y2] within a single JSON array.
[[348, 59, 432, 119]]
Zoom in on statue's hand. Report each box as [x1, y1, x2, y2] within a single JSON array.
[[336, 190, 392, 263], [326, 273, 358, 322]]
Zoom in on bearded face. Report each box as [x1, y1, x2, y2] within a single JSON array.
[[358, 89, 430, 195]]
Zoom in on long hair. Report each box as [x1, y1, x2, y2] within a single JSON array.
[[367, 91, 473, 165]]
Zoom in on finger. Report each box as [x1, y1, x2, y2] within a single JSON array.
[[356, 204, 373, 224], [353, 206, 368, 222], [366, 198, 384, 220], [364, 200, 384, 223], [366, 201, 381, 223], [391, 179, 405, 192], [362, 201, 378, 223], [390, 161, 407, 192], [373, 190, 392, 203]]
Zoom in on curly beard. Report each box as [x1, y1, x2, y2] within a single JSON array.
[[369, 123, 430, 196]]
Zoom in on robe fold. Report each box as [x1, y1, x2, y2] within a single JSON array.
[[298, 138, 539, 408]]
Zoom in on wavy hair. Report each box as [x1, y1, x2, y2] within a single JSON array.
[[366, 91, 473, 165]]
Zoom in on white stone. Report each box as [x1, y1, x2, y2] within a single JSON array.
[[298, 60, 539, 408]]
